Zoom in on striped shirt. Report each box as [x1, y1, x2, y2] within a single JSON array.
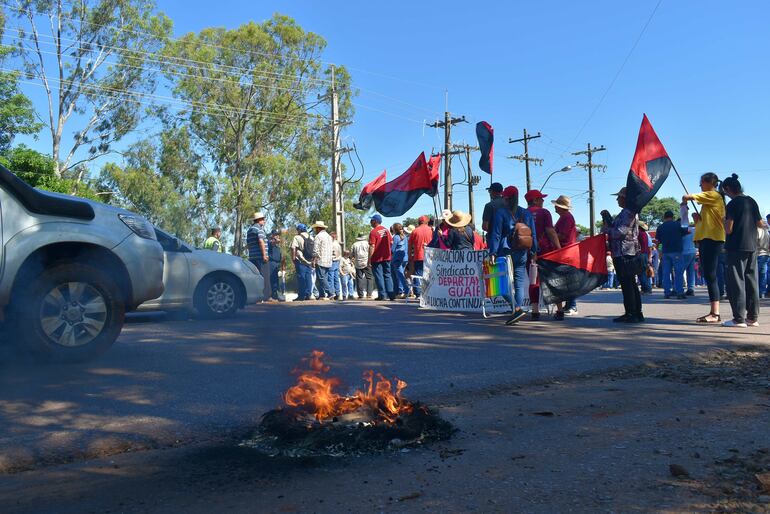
[[246, 224, 267, 260]]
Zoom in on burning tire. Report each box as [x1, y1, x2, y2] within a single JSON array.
[[13, 263, 125, 362], [194, 274, 240, 319]]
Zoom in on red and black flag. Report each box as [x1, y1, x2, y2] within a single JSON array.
[[426, 153, 442, 195], [355, 152, 439, 217], [475, 121, 494, 174], [354, 169, 387, 211], [625, 114, 672, 213], [537, 235, 608, 304]]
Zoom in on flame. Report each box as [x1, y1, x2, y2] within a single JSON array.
[[283, 351, 413, 423]]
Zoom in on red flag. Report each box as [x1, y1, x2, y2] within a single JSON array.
[[625, 114, 672, 212], [354, 170, 387, 210], [427, 154, 441, 195], [537, 235, 608, 304]]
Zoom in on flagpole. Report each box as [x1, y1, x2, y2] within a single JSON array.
[[670, 163, 700, 215]]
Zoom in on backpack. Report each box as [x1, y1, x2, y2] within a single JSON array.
[[508, 213, 533, 251], [301, 235, 314, 261]]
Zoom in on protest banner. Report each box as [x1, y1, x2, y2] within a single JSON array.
[[419, 247, 521, 313]]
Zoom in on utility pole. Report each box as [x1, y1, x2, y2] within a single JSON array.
[[427, 112, 467, 210], [329, 66, 352, 248], [451, 143, 480, 223], [508, 129, 543, 192], [572, 143, 607, 236]]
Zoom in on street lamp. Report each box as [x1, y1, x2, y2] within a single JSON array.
[[540, 166, 572, 191]]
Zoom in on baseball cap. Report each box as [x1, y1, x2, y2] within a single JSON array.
[[370, 214, 383, 223], [524, 189, 548, 203], [418, 215, 429, 224], [296, 223, 307, 232], [486, 182, 503, 193], [502, 185, 519, 198]]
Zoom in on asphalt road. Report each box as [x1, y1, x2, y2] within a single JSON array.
[[0, 290, 768, 474]]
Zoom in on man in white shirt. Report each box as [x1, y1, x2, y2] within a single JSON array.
[[311, 221, 333, 300], [351, 233, 374, 299]]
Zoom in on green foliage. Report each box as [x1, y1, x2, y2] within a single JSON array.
[[0, 145, 101, 200], [99, 130, 214, 245], [0, 9, 42, 151], [162, 14, 357, 254], [640, 197, 680, 228], [12, 0, 173, 174]]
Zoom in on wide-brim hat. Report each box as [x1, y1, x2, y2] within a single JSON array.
[[405, 224, 415, 234], [252, 212, 266, 221], [311, 220, 328, 230], [551, 195, 572, 210], [639, 221, 649, 231], [443, 210, 472, 228], [355, 234, 367, 241], [611, 187, 627, 197]]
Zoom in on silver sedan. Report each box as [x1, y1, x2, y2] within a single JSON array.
[[138, 228, 263, 318]]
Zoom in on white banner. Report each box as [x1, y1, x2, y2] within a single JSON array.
[[419, 248, 523, 313]]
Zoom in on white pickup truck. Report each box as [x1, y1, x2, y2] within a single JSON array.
[[0, 164, 164, 362]]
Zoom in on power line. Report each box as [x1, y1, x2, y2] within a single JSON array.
[[565, 0, 664, 149], [4, 25, 442, 126]]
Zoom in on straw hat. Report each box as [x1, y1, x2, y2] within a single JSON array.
[[441, 209, 452, 220], [638, 221, 649, 231], [443, 210, 472, 228], [311, 220, 328, 230], [405, 224, 416, 234], [252, 211, 266, 221], [551, 195, 572, 210]]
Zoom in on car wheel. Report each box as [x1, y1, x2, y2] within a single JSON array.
[[14, 263, 125, 362], [194, 274, 240, 319]]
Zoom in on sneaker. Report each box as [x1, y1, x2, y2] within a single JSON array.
[[564, 308, 578, 316], [505, 309, 528, 325], [553, 311, 565, 321], [624, 315, 644, 323], [613, 314, 630, 323], [686, 290, 695, 296], [746, 319, 760, 327], [722, 319, 748, 328]]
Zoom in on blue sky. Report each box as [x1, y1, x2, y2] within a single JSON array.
[[13, 0, 770, 229]]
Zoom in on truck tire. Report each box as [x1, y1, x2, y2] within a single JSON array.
[[14, 262, 125, 362], [194, 274, 240, 319]]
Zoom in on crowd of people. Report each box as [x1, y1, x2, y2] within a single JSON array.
[[602, 173, 767, 326], [217, 172, 767, 328]]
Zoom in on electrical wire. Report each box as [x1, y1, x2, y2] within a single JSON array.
[[565, 0, 664, 150]]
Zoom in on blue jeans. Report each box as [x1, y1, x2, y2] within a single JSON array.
[[316, 265, 332, 298], [269, 262, 281, 299], [341, 275, 355, 298], [294, 261, 313, 300], [330, 260, 342, 297], [662, 252, 685, 296], [391, 257, 407, 295], [683, 253, 696, 292], [637, 255, 652, 292], [503, 250, 528, 309], [758, 255, 769, 296], [604, 272, 616, 289], [412, 260, 424, 296], [372, 261, 394, 299]]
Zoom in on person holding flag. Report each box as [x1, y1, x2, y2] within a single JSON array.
[[602, 188, 644, 323], [682, 172, 726, 323]]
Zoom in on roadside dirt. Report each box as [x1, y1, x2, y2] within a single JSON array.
[[1, 346, 769, 513]]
